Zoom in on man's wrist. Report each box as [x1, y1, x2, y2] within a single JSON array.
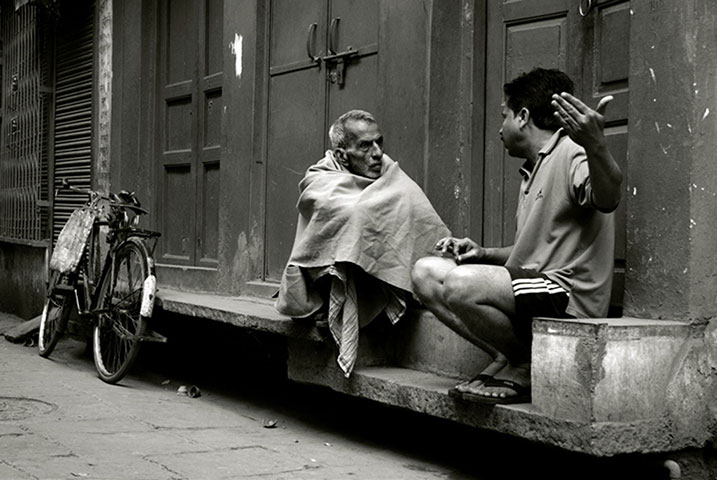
[[585, 141, 608, 160]]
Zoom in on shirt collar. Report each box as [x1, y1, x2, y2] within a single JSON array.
[[518, 129, 566, 181], [537, 128, 567, 158]]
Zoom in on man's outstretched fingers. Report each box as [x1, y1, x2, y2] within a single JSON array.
[[596, 95, 614, 115], [558, 92, 589, 114]]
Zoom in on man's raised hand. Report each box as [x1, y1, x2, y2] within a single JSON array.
[[551, 92, 613, 153]]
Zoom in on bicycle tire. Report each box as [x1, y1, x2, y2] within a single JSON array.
[[92, 238, 151, 384], [38, 270, 74, 358]]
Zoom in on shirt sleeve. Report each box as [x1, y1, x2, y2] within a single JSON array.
[[568, 150, 596, 209]]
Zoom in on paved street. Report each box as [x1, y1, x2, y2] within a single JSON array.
[[0, 313, 681, 480], [0, 312, 493, 480]]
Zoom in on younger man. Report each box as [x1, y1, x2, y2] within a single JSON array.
[[411, 68, 622, 403]]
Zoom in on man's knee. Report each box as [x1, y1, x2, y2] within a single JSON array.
[[411, 256, 435, 295], [442, 268, 477, 310], [411, 256, 445, 298]]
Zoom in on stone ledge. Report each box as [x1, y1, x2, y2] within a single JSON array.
[[287, 360, 682, 457], [155, 288, 325, 341], [153, 288, 714, 456]]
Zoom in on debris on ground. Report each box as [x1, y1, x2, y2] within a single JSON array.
[[3, 316, 41, 343], [176, 385, 201, 398]]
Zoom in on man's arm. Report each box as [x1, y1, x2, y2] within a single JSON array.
[[460, 245, 513, 265], [551, 93, 623, 212], [435, 237, 513, 265]]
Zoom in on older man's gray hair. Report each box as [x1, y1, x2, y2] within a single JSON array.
[[328, 110, 377, 149]]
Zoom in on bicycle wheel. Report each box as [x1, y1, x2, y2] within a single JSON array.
[[38, 270, 74, 358], [92, 239, 150, 384]]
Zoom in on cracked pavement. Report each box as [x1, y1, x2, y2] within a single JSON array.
[[0, 313, 489, 480]]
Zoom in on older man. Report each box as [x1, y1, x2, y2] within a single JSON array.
[[411, 68, 622, 404], [275, 110, 450, 377]]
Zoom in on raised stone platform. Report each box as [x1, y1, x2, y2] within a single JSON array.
[[156, 288, 716, 457]]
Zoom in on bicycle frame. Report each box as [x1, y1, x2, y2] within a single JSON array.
[[53, 182, 161, 335], [72, 220, 160, 325], [40, 180, 164, 381]]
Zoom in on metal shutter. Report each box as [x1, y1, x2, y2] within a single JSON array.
[[52, 0, 95, 244], [0, 1, 52, 244]]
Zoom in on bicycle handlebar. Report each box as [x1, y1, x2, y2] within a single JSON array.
[[57, 178, 148, 215]]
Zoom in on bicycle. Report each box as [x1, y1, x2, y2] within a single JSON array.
[[38, 179, 164, 384]]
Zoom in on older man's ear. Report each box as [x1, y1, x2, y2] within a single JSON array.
[[334, 148, 348, 167]]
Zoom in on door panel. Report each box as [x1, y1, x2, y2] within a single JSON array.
[[270, 0, 326, 68], [329, 0, 378, 53], [163, 165, 194, 263], [264, 0, 380, 281], [160, 0, 199, 265], [484, 0, 569, 247], [327, 53, 379, 132], [265, 70, 325, 279], [157, 0, 223, 270], [167, 0, 198, 85], [483, 0, 629, 312], [579, 0, 630, 310]]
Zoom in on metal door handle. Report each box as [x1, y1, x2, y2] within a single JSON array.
[[328, 17, 340, 54], [579, 0, 593, 16], [306, 23, 320, 63]]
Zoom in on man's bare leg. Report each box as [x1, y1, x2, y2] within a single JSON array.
[[412, 257, 530, 399], [411, 257, 509, 391]]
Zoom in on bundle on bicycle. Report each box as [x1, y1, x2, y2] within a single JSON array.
[[39, 179, 163, 384]]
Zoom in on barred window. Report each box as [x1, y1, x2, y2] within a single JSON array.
[[0, 1, 52, 244]]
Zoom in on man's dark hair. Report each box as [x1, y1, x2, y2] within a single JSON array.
[[503, 68, 574, 131]]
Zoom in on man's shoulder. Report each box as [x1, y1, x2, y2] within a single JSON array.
[[550, 134, 586, 159]]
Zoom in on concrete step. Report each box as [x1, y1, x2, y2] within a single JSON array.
[[155, 288, 715, 457], [156, 287, 324, 341]]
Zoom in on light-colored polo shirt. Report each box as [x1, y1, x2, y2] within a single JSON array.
[[505, 129, 616, 318]]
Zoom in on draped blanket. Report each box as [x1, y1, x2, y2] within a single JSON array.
[[275, 151, 450, 376]]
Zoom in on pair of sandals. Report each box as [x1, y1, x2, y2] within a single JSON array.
[[448, 373, 531, 405]]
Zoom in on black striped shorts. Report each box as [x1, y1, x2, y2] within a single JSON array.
[[505, 267, 572, 340]]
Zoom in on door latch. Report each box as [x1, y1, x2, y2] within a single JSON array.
[[323, 47, 358, 87]]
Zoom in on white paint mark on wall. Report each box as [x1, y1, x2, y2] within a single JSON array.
[[690, 219, 697, 229], [229, 34, 243, 78], [702, 108, 710, 120], [633, 187, 637, 196], [649, 67, 656, 84], [655, 122, 661, 134]]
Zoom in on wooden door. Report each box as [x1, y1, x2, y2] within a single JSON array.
[[264, 0, 380, 281], [484, 0, 571, 247], [576, 0, 630, 309], [265, 0, 328, 281], [483, 0, 630, 311], [156, 0, 223, 269]]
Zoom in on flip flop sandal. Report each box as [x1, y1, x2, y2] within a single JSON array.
[[458, 378, 531, 405], [448, 373, 493, 399]]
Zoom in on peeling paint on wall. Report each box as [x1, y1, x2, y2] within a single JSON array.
[[229, 33, 243, 79], [97, 0, 112, 194]]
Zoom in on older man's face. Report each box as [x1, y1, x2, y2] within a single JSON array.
[[341, 120, 384, 179]]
